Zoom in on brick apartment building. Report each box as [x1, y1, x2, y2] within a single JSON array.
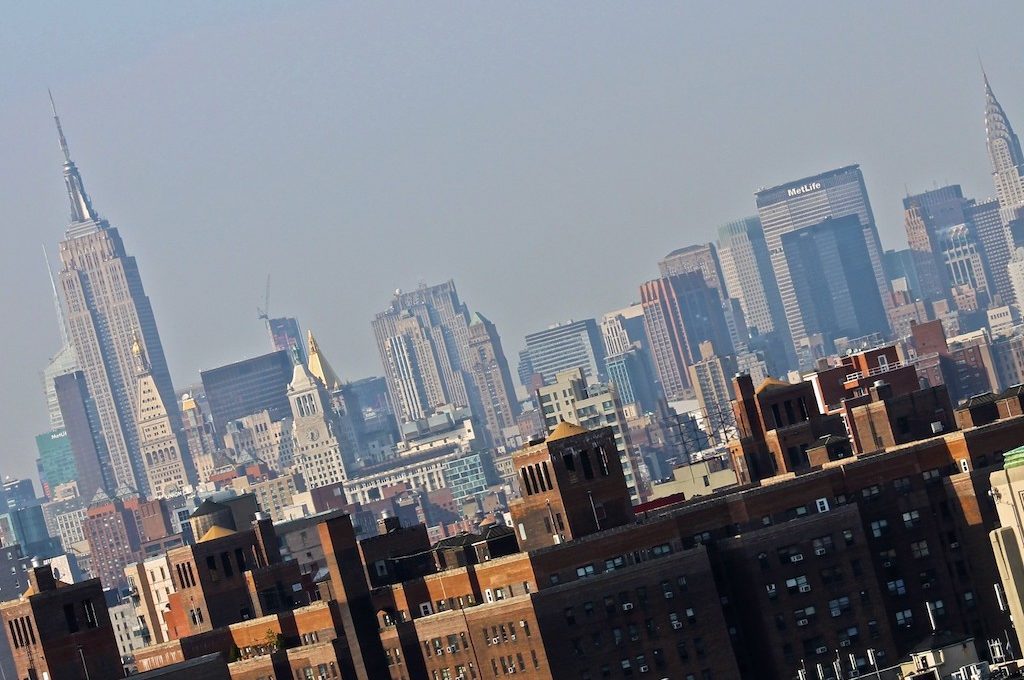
[[72, 396, 1024, 679], [0, 560, 123, 679]]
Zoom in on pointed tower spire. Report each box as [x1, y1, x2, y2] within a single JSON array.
[[48, 91, 98, 225], [979, 51, 991, 93], [306, 329, 343, 391], [983, 70, 1024, 208]]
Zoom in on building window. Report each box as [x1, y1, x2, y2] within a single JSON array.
[[573, 561, 598, 577], [911, 541, 930, 559], [887, 579, 906, 596], [785, 576, 809, 594], [895, 609, 913, 627]]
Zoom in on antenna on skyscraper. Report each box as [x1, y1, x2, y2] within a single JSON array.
[[43, 244, 68, 345]]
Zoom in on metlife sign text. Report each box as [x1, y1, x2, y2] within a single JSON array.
[[787, 181, 822, 197]]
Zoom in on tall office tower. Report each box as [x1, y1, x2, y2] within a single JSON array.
[[985, 71, 1024, 210], [131, 339, 194, 497], [520, 319, 606, 387], [466, 313, 520, 444], [755, 165, 891, 367], [640, 273, 731, 400], [200, 350, 293, 439], [35, 264, 77, 499], [884, 248, 923, 297], [268, 316, 305, 364], [688, 341, 737, 428], [903, 185, 965, 302], [969, 198, 1016, 307], [35, 429, 74, 499], [605, 347, 658, 414], [716, 216, 792, 365], [1011, 249, 1024, 310], [600, 303, 648, 356], [51, 99, 180, 498], [516, 348, 535, 389], [658, 242, 746, 351], [903, 185, 1009, 306], [372, 281, 475, 422], [658, 243, 727, 295], [781, 215, 889, 360], [53, 371, 110, 501], [288, 362, 348, 489]]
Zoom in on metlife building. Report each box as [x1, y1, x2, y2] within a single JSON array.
[[755, 165, 891, 368]]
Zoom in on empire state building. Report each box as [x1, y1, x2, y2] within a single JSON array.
[[51, 95, 185, 498]]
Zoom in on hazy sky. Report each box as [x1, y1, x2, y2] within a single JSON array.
[[2, 3, 1023, 483]]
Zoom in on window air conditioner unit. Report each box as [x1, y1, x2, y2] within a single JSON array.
[[672, 621, 683, 630], [447, 646, 457, 653], [816, 646, 828, 655], [950, 542, 960, 549], [791, 554, 804, 563], [510, 634, 516, 641], [664, 591, 674, 599], [492, 638, 500, 644], [815, 548, 826, 556], [883, 561, 893, 568], [922, 582, 931, 589], [640, 666, 649, 673], [799, 584, 812, 593], [797, 618, 809, 627], [841, 640, 851, 647], [622, 603, 634, 611]]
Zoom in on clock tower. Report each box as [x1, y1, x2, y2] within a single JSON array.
[[288, 361, 348, 489]]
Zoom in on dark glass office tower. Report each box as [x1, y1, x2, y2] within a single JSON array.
[[200, 350, 294, 439], [755, 165, 891, 368], [781, 215, 888, 357]]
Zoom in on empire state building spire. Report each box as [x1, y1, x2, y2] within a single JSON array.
[[983, 70, 1024, 209], [48, 90, 98, 225]]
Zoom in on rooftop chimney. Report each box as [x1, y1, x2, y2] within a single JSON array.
[[27, 558, 56, 594]]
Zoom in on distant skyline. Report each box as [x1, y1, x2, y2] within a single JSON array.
[[2, 2, 1023, 481]]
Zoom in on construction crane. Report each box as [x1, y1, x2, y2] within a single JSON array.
[[256, 274, 271, 322], [256, 275, 275, 347]]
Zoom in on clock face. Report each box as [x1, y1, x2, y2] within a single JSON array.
[[308, 430, 319, 442]]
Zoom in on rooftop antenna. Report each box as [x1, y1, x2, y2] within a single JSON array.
[[43, 245, 69, 345]]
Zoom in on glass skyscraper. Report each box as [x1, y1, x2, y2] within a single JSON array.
[[755, 165, 891, 368]]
